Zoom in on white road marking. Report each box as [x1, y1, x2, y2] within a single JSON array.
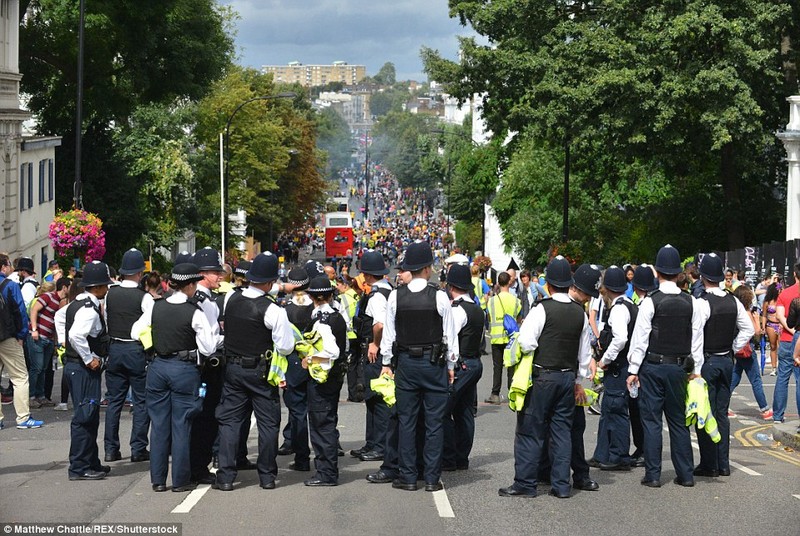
[[691, 441, 762, 476], [793, 494, 800, 501], [433, 486, 455, 518], [744, 402, 759, 407], [739, 419, 757, 425], [171, 485, 212, 513]]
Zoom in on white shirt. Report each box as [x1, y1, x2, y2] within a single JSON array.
[[55, 306, 67, 346], [366, 279, 391, 327], [222, 286, 296, 356], [697, 287, 755, 354], [600, 296, 633, 367], [309, 303, 341, 370], [105, 279, 155, 341], [590, 297, 606, 333], [451, 295, 470, 333], [130, 291, 220, 357], [628, 281, 705, 375], [67, 292, 106, 365], [516, 293, 592, 382], [20, 277, 38, 309], [380, 277, 459, 369]]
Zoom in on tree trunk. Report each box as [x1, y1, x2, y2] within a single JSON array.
[[721, 142, 746, 249]]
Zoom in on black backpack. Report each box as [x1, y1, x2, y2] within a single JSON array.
[[0, 279, 22, 341]]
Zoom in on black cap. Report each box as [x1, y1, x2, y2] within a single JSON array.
[[603, 265, 628, 294], [16, 257, 35, 274], [119, 248, 146, 275], [175, 251, 193, 265], [233, 260, 252, 277], [193, 247, 224, 272], [699, 253, 724, 283], [79, 261, 114, 288], [360, 250, 389, 276], [307, 275, 334, 295], [401, 241, 434, 271], [573, 263, 602, 298], [654, 244, 682, 275], [286, 267, 309, 290], [170, 263, 204, 284], [633, 264, 658, 292], [545, 256, 573, 289], [446, 263, 472, 291], [246, 253, 279, 284], [304, 260, 325, 279]]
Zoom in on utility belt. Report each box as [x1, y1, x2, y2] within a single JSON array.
[[705, 350, 733, 360], [156, 349, 198, 363], [392, 342, 446, 367], [645, 351, 695, 372], [227, 354, 270, 369], [532, 364, 574, 377], [110, 337, 141, 345]]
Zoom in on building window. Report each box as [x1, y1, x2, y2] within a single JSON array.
[[19, 163, 33, 211], [19, 163, 25, 211], [27, 163, 33, 209], [39, 160, 45, 204], [48, 159, 54, 201]]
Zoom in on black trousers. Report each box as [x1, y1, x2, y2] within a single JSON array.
[[308, 376, 344, 483], [363, 357, 388, 452], [104, 341, 150, 457], [539, 406, 590, 484], [629, 395, 644, 457], [215, 362, 280, 487], [443, 357, 482, 469], [697, 355, 733, 473], [346, 339, 363, 401], [490, 344, 512, 396], [190, 362, 223, 479], [65, 361, 103, 478], [281, 352, 310, 464]]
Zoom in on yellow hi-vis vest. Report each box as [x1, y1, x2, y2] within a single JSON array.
[[508, 354, 534, 412], [266, 326, 302, 387], [503, 332, 531, 368], [370, 374, 396, 407], [686, 378, 721, 443], [295, 330, 329, 383], [472, 276, 486, 310], [488, 292, 520, 345], [339, 289, 358, 339]]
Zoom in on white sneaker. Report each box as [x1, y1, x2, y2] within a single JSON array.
[[54, 403, 69, 411], [769, 370, 777, 376]]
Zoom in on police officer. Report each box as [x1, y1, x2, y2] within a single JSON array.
[[627, 245, 706, 488], [103, 248, 153, 463], [694, 253, 753, 478], [352, 250, 393, 462], [189, 247, 225, 485], [64, 261, 114, 481], [303, 275, 349, 486], [279, 267, 313, 470], [214, 253, 296, 491], [593, 265, 638, 470], [498, 256, 591, 498], [380, 241, 458, 492], [132, 263, 220, 492], [442, 263, 484, 471]]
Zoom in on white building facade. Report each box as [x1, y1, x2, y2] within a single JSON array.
[[0, 0, 60, 273]]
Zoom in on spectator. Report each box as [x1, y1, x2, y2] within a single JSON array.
[[730, 286, 772, 420], [54, 277, 82, 411], [762, 283, 781, 375], [27, 281, 58, 408]]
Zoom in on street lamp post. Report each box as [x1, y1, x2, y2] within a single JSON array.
[[73, 0, 86, 209], [221, 92, 295, 256]]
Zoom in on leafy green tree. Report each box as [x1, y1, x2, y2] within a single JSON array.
[[316, 107, 353, 178], [371, 111, 439, 188], [423, 0, 798, 256], [373, 62, 397, 85], [369, 88, 410, 118]]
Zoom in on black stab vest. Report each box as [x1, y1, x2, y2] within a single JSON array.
[[648, 290, 693, 356], [599, 298, 638, 365], [105, 285, 146, 339], [701, 292, 738, 354], [151, 299, 198, 355], [224, 291, 275, 358], [534, 298, 586, 371], [395, 283, 443, 346], [356, 285, 392, 342], [285, 299, 315, 333], [316, 309, 348, 377], [65, 298, 110, 359], [454, 298, 484, 358]]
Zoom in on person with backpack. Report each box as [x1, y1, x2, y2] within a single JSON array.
[[16, 257, 39, 310], [485, 271, 521, 405], [0, 252, 42, 430]]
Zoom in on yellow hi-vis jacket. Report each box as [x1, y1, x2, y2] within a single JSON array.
[[339, 288, 358, 340], [295, 330, 329, 383], [266, 325, 302, 387], [370, 374, 396, 407], [508, 354, 534, 412], [472, 276, 487, 310], [503, 332, 531, 368], [686, 378, 721, 443], [488, 292, 521, 345]]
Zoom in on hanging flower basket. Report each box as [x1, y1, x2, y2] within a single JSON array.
[[48, 209, 106, 262], [473, 255, 492, 271]]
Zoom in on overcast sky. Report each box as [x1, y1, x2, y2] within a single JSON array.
[[219, 0, 473, 81]]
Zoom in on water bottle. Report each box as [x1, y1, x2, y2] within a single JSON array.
[[629, 380, 639, 399], [198, 382, 207, 398], [755, 433, 771, 442]]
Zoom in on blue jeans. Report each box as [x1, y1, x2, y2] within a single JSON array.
[[772, 337, 800, 422], [26, 336, 53, 399], [731, 346, 769, 411]]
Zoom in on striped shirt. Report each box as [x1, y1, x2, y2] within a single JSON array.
[[33, 291, 61, 340]]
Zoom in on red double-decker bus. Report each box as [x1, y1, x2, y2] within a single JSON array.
[[324, 211, 353, 260]]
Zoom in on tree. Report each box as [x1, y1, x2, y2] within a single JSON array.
[[316, 107, 353, 178], [371, 111, 439, 188], [373, 62, 397, 85], [423, 1, 798, 256], [369, 88, 409, 118]]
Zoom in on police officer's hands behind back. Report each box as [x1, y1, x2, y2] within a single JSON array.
[[87, 357, 101, 371]]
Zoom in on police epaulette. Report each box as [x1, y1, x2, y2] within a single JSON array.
[[82, 298, 95, 308], [192, 292, 208, 303]]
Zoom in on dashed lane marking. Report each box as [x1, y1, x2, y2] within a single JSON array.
[[738, 419, 757, 425], [172, 485, 211, 514], [433, 485, 455, 518], [793, 494, 800, 501], [691, 441, 761, 476]]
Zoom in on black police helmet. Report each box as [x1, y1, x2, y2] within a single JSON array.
[[79, 261, 114, 288], [233, 260, 252, 277], [286, 267, 310, 290], [633, 264, 658, 292], [246, 253, 279, 284], [360, 250, 389, 276], [401, 241, 434, 272], [170, 263, 204, 284], [119, 248, 146, 275], [306, 275, 334, 295], [545, 256, 573, 289], [175, 250, 193, 265], [654, 244, 682, 275], [304, 259, 325, 279], [446, 263, 472, 291], [193, 247, 224, 272], [573, 263, 602, 299], [603, 265, 628, 294], [699, 253, 725, 283]]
